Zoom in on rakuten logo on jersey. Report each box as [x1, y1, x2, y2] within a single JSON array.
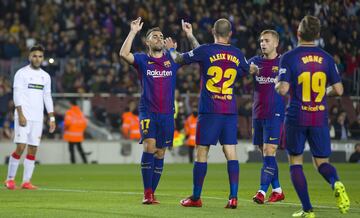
[[146, 70, 173, 78], [255, 76, 276, 84]]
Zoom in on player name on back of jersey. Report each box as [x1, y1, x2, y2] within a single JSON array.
[[209, 53, 240, 66], [301, 55, 323, 64]]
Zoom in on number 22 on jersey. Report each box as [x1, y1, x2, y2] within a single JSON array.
[[206, 66, 237, 95], [298, 71, 326, 102]]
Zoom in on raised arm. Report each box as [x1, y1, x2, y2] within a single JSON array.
[[119, 17, 144, 64], [182, 19, 200, 49], [164, 37, 185, 64]]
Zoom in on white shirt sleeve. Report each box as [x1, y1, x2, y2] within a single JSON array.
[[13, 71, 26, 107], [43, 75, 54, 113]]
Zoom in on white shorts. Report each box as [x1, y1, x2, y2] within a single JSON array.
[[14, 119, 43, 146]]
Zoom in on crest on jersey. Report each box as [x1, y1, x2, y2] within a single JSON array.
[[272, 66, 279, 73], [164, 60, 171, 68]]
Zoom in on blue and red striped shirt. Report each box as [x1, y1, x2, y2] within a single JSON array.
[[249, 55, 285, 120], [182, 44, 249, 114], [278, 46, 341, 126], [133, 52, 180, 114]]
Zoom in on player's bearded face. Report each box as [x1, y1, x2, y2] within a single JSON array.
[[29, 51, 44, 69], [147, 31, 164, 52]]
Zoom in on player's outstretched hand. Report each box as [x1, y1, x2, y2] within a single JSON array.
[[164, 37, 177, 50], [130, 17, 143, 33], [49, 120, 56, 133], [182, 19, 193, 36]]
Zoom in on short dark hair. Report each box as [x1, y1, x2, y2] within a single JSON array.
[[146, 27, 162, 38], [213, 18, 232, 38], [298, 15, 321, 41], [260, 29, 279, 42], [30, 44, 45, 53]]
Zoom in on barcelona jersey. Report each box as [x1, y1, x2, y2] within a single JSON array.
[[249, 55, 285, 119], [133, 52, 180, 114], [182, 44, 249, 114], [278, 46, 341, 126]]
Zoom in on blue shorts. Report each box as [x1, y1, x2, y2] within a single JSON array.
[[252, 118, 283, 146], [139, 112, 174, 148], [196, 113, 237, 146], [285, 123, 331, 158]]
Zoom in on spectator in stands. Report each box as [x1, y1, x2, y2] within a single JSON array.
[[328, 118, 335, 139], [238, 100, 253, 139], [349, 115, 360, 140], [0, 78, 12, 124], [63, 99, 89, 164], [0, 0, 358, 93], [329, 105, 339, 123], [333, 111, 349, 140], [121, 101, 140, 141], [349, 143, 360, 163], [184, 106, 198, 163]]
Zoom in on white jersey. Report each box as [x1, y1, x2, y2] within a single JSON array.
[[13, 65, 54, 122]]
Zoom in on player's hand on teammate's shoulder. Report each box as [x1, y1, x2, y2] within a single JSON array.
[[164, 37, 177, 51], [249, 62, 260, 75], [130, 17, 143, 33]]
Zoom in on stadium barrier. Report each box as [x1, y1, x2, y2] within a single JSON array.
[[0, 140, 356, 164]]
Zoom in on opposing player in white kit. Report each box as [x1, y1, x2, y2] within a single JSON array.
[[4, 45, 56, 190]]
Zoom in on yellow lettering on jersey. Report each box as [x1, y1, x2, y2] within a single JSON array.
[[301, 104, 325, 112], [209, 53, 226, 63], [301, 55, 323, 64], [226, 54, 240, 66]]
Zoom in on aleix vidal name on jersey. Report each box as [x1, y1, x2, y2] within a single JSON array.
[[146, 70, 172, 78], [255, 76, 276, 84]]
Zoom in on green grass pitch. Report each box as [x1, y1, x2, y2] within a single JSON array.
[[0, 163, 359, 218]]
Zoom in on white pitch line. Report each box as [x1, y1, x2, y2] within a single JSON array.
[[39, 187, 359, 212]]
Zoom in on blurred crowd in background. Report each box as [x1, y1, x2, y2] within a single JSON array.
[[0, 0, 359, 142]]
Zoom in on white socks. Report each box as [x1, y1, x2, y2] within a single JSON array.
[[272, 187, 282, 193], [23, 156, 35, 183], [7, 153, 20, 180], [6, 153, 36, 183]]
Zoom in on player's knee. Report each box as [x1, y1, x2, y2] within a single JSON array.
[[155, 149, 166, 159], [143, 139, 156, 153], [196, 146, 209, 162], [15, 144, 26, 156], [313, 157, 329, 169], [222, 145, 237, 160], [289, 154, 303, 165], [263, 144, 277, 156], [27, 145, 38, 156]]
